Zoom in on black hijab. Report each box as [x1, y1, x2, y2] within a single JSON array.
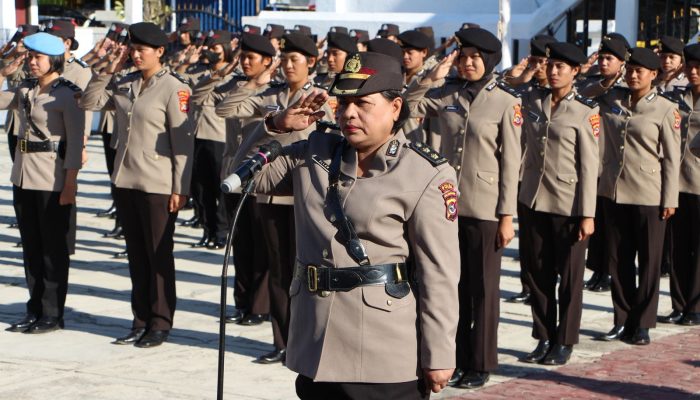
[[462, 48, 502, 103]]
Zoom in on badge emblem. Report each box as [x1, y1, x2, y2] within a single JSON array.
[[589, 114, 601, 138], [386, 140, 399, 156], [438, 182, 458, 221], [177, 90, 190, 113], [674, 110, 681, 130], [279, 38, 286, 50], [344, 54, 362, 73], [513, 105, 523, 127]]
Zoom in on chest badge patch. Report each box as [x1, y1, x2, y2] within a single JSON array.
[[438, 182, 458, 221], [674, 110, 681, 130]]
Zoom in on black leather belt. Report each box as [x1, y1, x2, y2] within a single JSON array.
[[19, 139, 66, 158], [295, 260, 408, 295]]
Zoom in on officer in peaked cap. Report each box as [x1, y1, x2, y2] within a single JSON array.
[[377, 23, 400, 42], [350, 29, 370, 51], [656, 35, 688, 92]]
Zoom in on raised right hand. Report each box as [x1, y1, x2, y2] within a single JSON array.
[[425, 50, 458, 84], [0, 53, 26, 77], [271, 90, 328, 132]]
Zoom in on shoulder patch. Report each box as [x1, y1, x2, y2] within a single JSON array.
[[170, 71, 189, 84], [496, 81, 521, 98], [316, 120, 340, 132], [53, 78, 82, 92], [575, 93, 598, 108], [409, 141, 448, 166]]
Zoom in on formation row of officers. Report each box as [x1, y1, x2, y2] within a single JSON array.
[[1, 15, 699, 398]]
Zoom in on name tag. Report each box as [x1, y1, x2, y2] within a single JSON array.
[[118, 87, 130, 93], [265, 105, 281, 112], [311, 155, 329, 172], [527, 111, 541, 122], [444, 105, 460, 112], [611, 106, 624, 115]]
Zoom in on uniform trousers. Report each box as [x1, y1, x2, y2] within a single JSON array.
[[225, 193, 269, 315], [602, 198, 666, 329], [670, 193, 700, 314], [295, 375, 428, 400], [455, 217, 501, 372], [519, 205, 587, 345], [585, 196, 608, 274], [7, 116, 16, 161], [259, 203, 296, 350], [114, 188, 177, 331], [191, 138, 228, 240], [101, 131, 122, 227], [13, 186, 72, 319], [515, 199, 531, 293]]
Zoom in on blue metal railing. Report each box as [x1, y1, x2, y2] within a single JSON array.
[[174, 0, 265, 32]]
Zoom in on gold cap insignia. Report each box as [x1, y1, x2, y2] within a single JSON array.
[[279, 38, 286, 50], [545, 47, 551, 58], [344, 54, 362, 73]]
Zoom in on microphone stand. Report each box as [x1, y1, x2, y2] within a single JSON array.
[[217, 178, 256, 400]]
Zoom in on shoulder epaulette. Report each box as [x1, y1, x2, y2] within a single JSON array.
[[409, 141, 448, 166], [170, 71, 189, 84], [117, 71, 140, 85], [302, 81, 313, 91], [574, 93, 598, 108], [659, 90, 680, 104], [269, 80, 286, 88], [53, 77, 82, 92], [496, 81, 521, 98], [316, 120, 340, 132], [313, 82, 330, 90], [23, 77, 38, 88]]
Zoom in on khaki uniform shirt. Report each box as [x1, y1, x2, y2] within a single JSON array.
[[519, 88, 600, 217], [405, 77, 522, 221], [80, 69, 195, 195], [671, 86, 700, 195], [188, 66, 233, 143], [656, 71, 689, 94], [63, 56, 94, 137], [0, 78, 84, 191], [596, 88, 681, 208], [214, 80, 335, 205], [2, 61, 28, 137], [254, 130, 459, 382]]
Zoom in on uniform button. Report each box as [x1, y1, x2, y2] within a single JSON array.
[[619, 161, 623, 166], [329, 215, 336, 222], [539, 167, 543, 172], [322, 249, 328, 258], [456, 147, 463, 153], [460, 130, 465, 135], [127, 112, 131, 116], [320, 291, 331, 297], [569, 178, 574, 183], [455, 165, 461, 171], [539, 151, 545, 156], [540, 136, 546, 141], [386, 300, 393, 306], [652, 169, 656, 173], [489, 177, 494, 182]]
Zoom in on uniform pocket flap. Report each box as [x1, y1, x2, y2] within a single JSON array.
[[556, 173, 578, 185], [143, 149, 171, 161], [476, 170, 498, 185], [640, 164, 659, 174], [362, 285, 414, 312]]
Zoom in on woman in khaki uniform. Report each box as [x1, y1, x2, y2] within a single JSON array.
[[80, 23, 195, 348], [256, 51, 459, 399], [518, 42, 599, 365], [404, 28, 520, 388], [1, 33, 84, 334]]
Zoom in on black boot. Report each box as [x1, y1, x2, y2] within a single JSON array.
[[507, 290, 531, 304], [541, 344, 573, 365], [104, 223, 124, 239], [584, 271, 601, 290], [192, 233, 211, 248], [181, 215, 200, 227], [591, 274, 611, 292], [96, 203, 117, 218]]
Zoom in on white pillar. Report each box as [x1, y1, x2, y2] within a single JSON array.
[[170, 0, 177, 32], [615, 0, 638, 45], [0, 0, 16, 34], [28, 0, 39, 25], [499, 0, 512, 70], [125, 0, 143, 24], [105, 0, 111, 11]]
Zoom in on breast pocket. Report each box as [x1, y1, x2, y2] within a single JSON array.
[[640, 164, 659, 175], [362, 285, 415, 312], [556, 173, 578, 185]]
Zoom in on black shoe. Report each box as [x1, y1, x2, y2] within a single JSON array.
[[680, 312, 700, 326], [591, 275, 611, 292], [456, 371, 490, 389], [658, 310, 684, 324], [181, 216, 199, 227], [113, 250, 128, 259], [629, 327, 650, 345], [225, 309, 245, 324], [584, 271, 602, 289], [595, 325, 626, 341], [239, 314, 267, 326], [15, 241, 22, 248], [207, 237, 227, 250], [522, 340, 551, 363], [255, 348, 286, 364], [134, 330, 169, 348], [96, 204, 117, 218], [112, 328, 146, 345], [541, 344, 573, 365], [192, 234, 210, 248], [5, 314, 38, 332], [507, 290, 531, 304], [448, 368, 465, 386], [24, 316, 63, 334], [8, 222, 18, 229], [184, 198, 194, 210], [103, 225, 124, 239]]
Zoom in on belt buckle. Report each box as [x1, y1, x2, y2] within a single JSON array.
[[19, 139, 27, 153], [307, 265, 318, 292]]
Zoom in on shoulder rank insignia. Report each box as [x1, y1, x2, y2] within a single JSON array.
[[645, 91, 657, 102], [311, 154, 330, 172], [316, 120, 340, 132], [497, 81, 521, 98], [269, 80, 286, 88], [313, 82, 330, 90], [23, 77, 38, 88], [170, 71, 189, 84], [409, 141, 447, 166], [386, 139, 400, 156], [485, 81, 497, 91], [574, 94, 598, 108], [659, 91, 680, 104], [302, 81, 313, 91], [53, 78, 82, 92]]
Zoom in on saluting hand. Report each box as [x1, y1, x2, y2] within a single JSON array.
[[580, 51, 598, 75], [424, 49, 458, 84], [0, 53, 26, 77], [247, 57, 281, 89], [103, 45, 129, 75], [578, 217, 595, 241], [423, 368, 453, 394], [169, 194, 187, 213], [271, 90, 328, 132]]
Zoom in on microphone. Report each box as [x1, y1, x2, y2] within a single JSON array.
[[221, 140, 282, 193]]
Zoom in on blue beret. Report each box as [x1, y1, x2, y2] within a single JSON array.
[[23, 32, 65, 56]]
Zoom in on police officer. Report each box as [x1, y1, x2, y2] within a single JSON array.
[[656, 35, 688, 93], [313, 31, 356, 90], [657, 43, 700, 326], [216, 32, 335, 363], [592, 47, 681, 345], [168, 17, 200, 67], [377, 23, 400, 42], [80, 22, 195, 348], [257, 50, 459, 399], [263, 23, 285, 53], [404, 27, 520, 388], [350, 29, 370, 52], [1, 32, 85, 333], [517, 42, 599, 365], [397, 29, 433, 142]]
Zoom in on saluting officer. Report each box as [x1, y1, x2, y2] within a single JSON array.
[[657, 43, 700, 326], [592, 48, 681, 345], [1, 32, 85, 333], [655, 35, 688, 93], [404, 27, 520, 388], [80, 22, 195, 348], [257, 51, 459, 399]]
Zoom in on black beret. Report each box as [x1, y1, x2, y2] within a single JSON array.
[[129, 22, 168, 48], [279, 32, 318, 57], [627, 47, 661, 70], [461, 22, 481, 30], [366, 38, 403, 63], [44, 20, 78, 50], [598, 37, 628, 61], [377, 23, 399, 38], [603, 32, 630, 49], [350, 29, 370, 44], [330, 52, 403, 96], [455, 28, 500, 53], [178, 17, 200, 32], [205, 30, 231, 47], [264, 24, 285, 39], [398, 30, 431, 50], [240, 33, 276, 58], [242, 25, 261, 35], [329, 26, 348, 35], [14, 24, 39, 41], [294, 25, 313, 37], [546, 42, 587, 65], [658, 35, 685, 56], [530, 34, 557, 57], [327, 32, 356, 54], [684, 43, 700, 62]]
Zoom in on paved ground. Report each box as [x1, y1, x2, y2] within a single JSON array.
[[0, 131, 698, 399]]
